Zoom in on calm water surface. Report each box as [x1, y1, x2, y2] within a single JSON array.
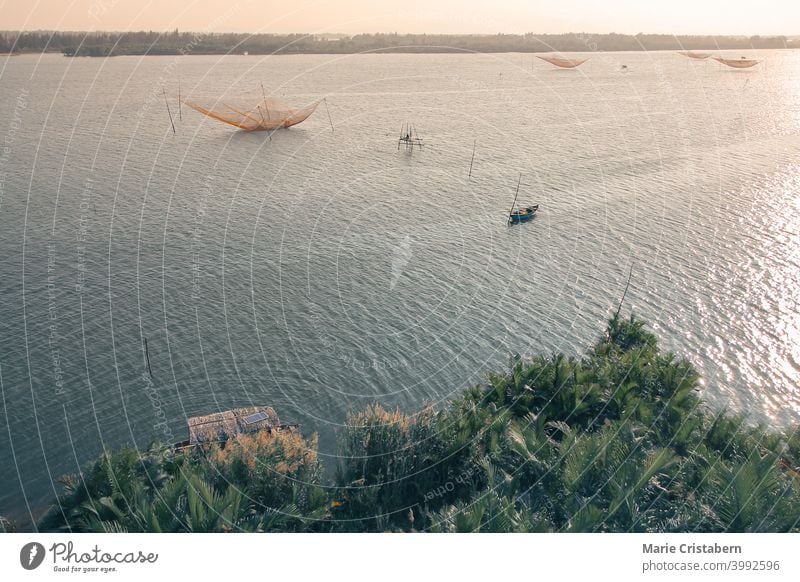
[[1, 51, 799, 525]]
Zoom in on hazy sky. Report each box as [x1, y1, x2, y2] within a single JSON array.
[[2, 0, 798, 35]]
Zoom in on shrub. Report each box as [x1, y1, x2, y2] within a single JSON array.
[[37, 315, 800, 533], [200, 429, 328, 530]]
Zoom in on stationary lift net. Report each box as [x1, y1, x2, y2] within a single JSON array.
[[536, 55, 588, 68], [713, 57, 761, 68], [184, 94, 320, 131]]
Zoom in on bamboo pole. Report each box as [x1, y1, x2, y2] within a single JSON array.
[[260, 82, 270, 119], [614, 263, 635, 320], [468, 139, 477, 179], [324, 98, 334, 132], [163, 89, 176, 134], [508, 173, 522, 224], [144, 338, 154, 379]]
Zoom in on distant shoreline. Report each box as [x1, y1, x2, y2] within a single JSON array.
[[8, 48, 796, 58], [2, 31, 795, 57]]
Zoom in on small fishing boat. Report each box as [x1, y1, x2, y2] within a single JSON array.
[[507, 174, 539, 225], [509, 205, 539, 223]]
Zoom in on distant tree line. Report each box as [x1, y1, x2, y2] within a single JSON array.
[[0, 30, 793, 56]]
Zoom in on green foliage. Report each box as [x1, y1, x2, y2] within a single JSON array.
[[38, 445, 178, 532], [334, 404, 473, 531], [39, 315, 800, 533], [37, 435, 326, 533], [198, 429, 328, 530], [0, 516, 17, 533]]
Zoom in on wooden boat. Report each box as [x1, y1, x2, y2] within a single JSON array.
[[509, 205, 539, 224], [507, 174, 539, 225]]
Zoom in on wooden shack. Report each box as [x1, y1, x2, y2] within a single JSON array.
[[182, 406, 283, 447]]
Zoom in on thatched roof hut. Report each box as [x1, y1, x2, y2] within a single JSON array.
[[186, 406, 282, 446]]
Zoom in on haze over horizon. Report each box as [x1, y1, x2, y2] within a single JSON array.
[[2, 0, 798, 37]]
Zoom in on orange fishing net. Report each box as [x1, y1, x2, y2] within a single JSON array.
[[184, 95, 320, 131], [536, 55, 588, 68], [678, 51, 711, 59], [713, 57, 761, 68]]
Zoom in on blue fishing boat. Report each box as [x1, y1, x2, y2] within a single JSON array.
[[509, 204, 539, 223], [507, 174, 539, 225]]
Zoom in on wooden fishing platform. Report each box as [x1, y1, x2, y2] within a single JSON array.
[[398, 122, 423, 149], [173, 406, 297, 449]]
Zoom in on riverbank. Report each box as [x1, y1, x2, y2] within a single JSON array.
[[9, 314, 798, 533]]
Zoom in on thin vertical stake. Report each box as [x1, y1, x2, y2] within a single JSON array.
[[508, 173, 522, 224], [468, 139, 477, 179], [260, 82, 270, 119], [163, 88, 176, 134], [178, 79, 182, 121], [614, 263, 635, 320], [324, 98, 334, 132], [144, 338, 154, 379]]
